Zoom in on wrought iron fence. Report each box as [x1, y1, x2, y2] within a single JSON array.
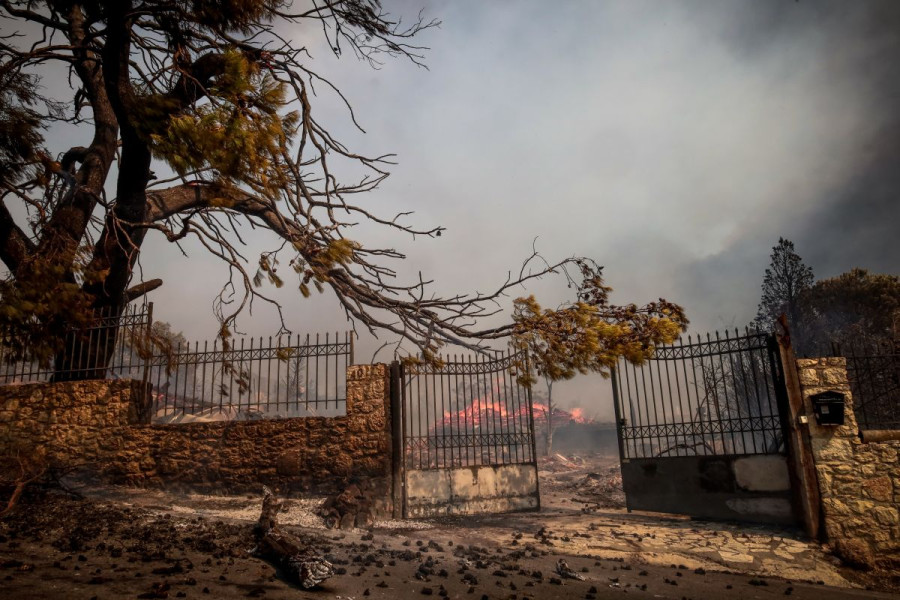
[[613, 329, 787, 459], [148, 331, 353, 422], [843, 340, 899, 431], [0, 303, 153, 383], [402, 350, 537, 470], [0, 305, 353, 422]]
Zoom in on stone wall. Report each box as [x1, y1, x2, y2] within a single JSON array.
[[118, 364, 392, 498], [0, 379, 148, 468], [0, 365, 393, 507], [797, 357, 900, 569]]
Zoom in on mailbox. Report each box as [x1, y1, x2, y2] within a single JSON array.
[[810, 391, 845, 426]]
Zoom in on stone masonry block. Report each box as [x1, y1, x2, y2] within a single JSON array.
[[872, 506, 899, 526], [862, 476, 893, 502], [798, 368, 820, 387], [822, 368, 847, 386]]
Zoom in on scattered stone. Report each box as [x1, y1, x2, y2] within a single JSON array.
[[320, 481, 382, 530]]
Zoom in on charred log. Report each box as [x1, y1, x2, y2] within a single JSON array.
[[254, 486, 333, 589]]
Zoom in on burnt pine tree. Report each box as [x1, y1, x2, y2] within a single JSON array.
[[754, 238, 814, 342], [0, 1, 688, 380]]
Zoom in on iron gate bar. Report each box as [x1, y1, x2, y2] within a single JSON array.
[[148, 331, 352, 420], [844, 341, 900, 430], [399, 361, 408, 516], [0, 303, 153, 383], [614, 329, 785, 459], [766, 334, 790, 452], [144, 335, 352, 368], [402, 349, 536, 471]]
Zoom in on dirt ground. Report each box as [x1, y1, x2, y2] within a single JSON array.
[[1, 453, 897, 600]]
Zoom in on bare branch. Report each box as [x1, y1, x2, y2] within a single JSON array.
[[124, 278, 162, 303]]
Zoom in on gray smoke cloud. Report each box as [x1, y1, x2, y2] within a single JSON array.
[[8, 0, 900, 417], [675, 0, 900, 337]]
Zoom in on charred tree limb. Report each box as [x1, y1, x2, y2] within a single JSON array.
[[124, 278, 162, 303], [31, 4, 119, 281], [254, 487, 334, 589], [166, 51, 229, 108], [80, 0, 152, 311]]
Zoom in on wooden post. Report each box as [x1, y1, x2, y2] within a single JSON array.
[[138, 302, 154, 424], [775, 317, 822, 540]]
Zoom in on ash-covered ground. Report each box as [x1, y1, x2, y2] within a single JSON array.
[[0, 453, 896, 599]]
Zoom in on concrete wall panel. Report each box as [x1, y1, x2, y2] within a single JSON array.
[[405, 463, 538, 517], [734, 455, 791, 492]]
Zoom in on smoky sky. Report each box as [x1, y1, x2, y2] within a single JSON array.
[[677, 0, 900, 333], [7, 0, 900, 415]]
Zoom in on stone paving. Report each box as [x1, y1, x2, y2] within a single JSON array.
[[420, 456, 853, 589], [415, 501, 849, 588], [486, 506, 848, 587]]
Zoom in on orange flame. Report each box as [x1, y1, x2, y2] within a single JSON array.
[[570, 407, 587, 423]]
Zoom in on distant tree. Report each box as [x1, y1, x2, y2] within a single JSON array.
[[148, 320, 188, 355], [754, 238, 814, 341], [799, 268, 900, 352], [120, 319, 188, 379], [511, 260, 688, 454]]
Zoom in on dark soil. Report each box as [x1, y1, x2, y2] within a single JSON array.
[[1, 490, 896, 600]]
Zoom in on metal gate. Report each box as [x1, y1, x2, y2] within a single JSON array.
[[397, 350, 540, 517], [611, 330, 796, 524], [842, 340, 900, 431]]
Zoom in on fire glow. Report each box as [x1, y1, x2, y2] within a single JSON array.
[[437, 399, 592, 430]]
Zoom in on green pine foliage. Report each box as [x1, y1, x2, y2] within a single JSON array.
[[511, 261, 688, 387], [148, 50, 299, 193]]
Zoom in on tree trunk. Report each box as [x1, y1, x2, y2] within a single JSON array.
[[50, 305, 123, 382], [50, 0, 154, 382], [545, 380, 554, 455]]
